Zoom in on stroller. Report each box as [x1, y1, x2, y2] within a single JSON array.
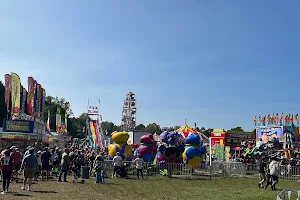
[[118, 163, 130, 178]]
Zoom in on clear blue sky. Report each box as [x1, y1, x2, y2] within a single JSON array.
[[0, 1, 299, 131]]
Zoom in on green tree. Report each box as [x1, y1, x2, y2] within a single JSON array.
[[227, 127, 244, 133], [135, 124, 146, 131], [202, 128, 213, 138], [145, 123, 162, 134], [68, 113, 87, 138], [0, 81, 7, 126], [42, 96, 73, 130], [101, 121, 117, 134]]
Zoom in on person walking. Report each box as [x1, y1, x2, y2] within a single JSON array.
[[112, 152, 122, 178], [41, 147, 51, 180], [1, 150, 14, 194], [133, 155, 144, 180], [269, 157, 280, 190], [20, 147, 37, 191], [58, 148, 70, 182], [10, 147, 22, 183], [94, 155, 104, 183], [258, 157, 267, 188]]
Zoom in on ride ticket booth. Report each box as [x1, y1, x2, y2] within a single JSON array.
[[210, 129, 226, 161]]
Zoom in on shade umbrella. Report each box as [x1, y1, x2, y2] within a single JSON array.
[[176, 124, 198, 139]]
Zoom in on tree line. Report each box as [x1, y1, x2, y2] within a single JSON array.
[[0, 81, 255, 139]]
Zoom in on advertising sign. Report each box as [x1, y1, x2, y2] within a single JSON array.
[[28, 134, 42, 141], [2, 120, 34, 133], [87, 106, 99, 115], [1, 133, 28, 140], [256, 126, 284, 143]]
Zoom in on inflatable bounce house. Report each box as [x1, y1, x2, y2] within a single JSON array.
[[107, 132, 133, 161], [156, 131, 185, 165], [135, 134, 157, 162], [183, 134, 206, 168]]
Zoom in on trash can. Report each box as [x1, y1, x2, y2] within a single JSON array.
[[81, 166, 90, 179]]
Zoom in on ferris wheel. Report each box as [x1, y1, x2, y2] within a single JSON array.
[[121, 92, 136, 132]]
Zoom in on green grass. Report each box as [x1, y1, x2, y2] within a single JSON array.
[[4, 176, 300, 200]]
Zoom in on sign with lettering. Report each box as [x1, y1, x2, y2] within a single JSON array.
[[28, 134, 42, 141], [2, 120, 34, 133], [1, 132, 28, 140], [211, 132, 225, 137]]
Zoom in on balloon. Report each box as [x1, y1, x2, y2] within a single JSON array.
[[107, 132, 133, 161], [156, 131, 184, 164], [183, 134, 206, 168], [135, 134, 157, 162]]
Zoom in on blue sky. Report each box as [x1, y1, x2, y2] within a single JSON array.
[[0, 1, 299, 131]]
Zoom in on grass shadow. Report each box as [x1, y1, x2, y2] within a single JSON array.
[[32, 190, 58, 194], [10, 192, 32, 197]]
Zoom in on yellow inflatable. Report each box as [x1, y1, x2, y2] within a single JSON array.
[[107, 132, 133, 161]]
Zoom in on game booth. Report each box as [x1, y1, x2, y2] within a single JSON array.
[[0, 120, 53, 153]]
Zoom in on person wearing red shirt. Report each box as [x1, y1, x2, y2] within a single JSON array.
[[1, 150, 14, 194], [10, 147, 22, 183]]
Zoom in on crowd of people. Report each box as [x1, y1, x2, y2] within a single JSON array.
[[0, 144, 145, 195]]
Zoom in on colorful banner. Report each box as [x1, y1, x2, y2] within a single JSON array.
[[27, 77, 35, 115], [20, 86, 24, 113], [47, 110, 50, 131], [33, 80, 38, 117], [4, 74, 11, 112], [41, 88, 46, 121], [11, 72, 21, 118], [256, 126, 284, 143], [56, 107, 61, 132], [22, 88, 27, 114], [37, 84, 42, 119]]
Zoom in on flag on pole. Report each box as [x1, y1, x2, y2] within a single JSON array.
[[47, 110, 50, 131], [280, 113, 284, 125], [295, 114, 299, 124], [65, 114, 68, 132], [56, 107, 61, 133]]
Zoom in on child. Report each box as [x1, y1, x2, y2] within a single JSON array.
[[94, 155, 104, 183], [52, 156, 60, 178]]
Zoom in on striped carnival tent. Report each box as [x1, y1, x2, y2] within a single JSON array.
[[176, 124, 198, 139]]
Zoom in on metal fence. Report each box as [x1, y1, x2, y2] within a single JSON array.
[[276, 190, 300, 200], [102, 160, 243, 179], [244, 163, 300, 181], [100, 160, 300, 181]]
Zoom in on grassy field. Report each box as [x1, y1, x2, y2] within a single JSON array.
[[3, 176, 300, 200]]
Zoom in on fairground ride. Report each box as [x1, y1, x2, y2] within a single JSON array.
[[121, 92, 136, 132]]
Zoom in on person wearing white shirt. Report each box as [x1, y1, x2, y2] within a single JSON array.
[[112, 153, 122, 178], [269, 158, 279, 190], [133, 156, 144, 180]]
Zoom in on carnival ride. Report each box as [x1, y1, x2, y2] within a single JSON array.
[[121, 92, 136, 132], [86, 105, 104, 149]]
